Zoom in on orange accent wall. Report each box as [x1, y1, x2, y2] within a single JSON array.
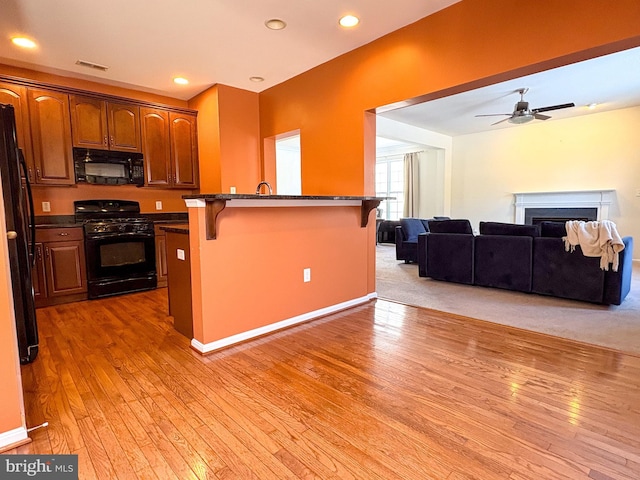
[[258, 0, 640, 196], [188, 204, 376, 346], [189, 85, 260, 194], [0, 194, 26, 446]]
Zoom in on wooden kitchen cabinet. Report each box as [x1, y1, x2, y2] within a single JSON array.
[[70, 95, 141, 152], [0, 82, 34, 180], [27, 88, 75, 185], [34, 227, 88, 307], [141, 107, 198, 188], [170, 112, 199, 188], [154, 224, 168, 288]]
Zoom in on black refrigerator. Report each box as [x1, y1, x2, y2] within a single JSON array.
[[0, 103, 38, 364]]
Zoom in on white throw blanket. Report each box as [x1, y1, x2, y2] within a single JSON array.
[[563, 220, 625, 271]]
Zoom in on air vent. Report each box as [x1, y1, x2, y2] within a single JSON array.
[[75, 60, 109, 72]]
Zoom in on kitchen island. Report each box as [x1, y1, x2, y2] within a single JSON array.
[[182, 194, 384, 354]]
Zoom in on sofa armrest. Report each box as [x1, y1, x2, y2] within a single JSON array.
[[603, 236, 634, 305]]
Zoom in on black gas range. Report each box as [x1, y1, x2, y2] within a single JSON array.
[[75, 200, 157, 299]]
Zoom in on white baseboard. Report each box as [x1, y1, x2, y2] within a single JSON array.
[[191, 293, 377, 354], [0, 426, 28, 451]]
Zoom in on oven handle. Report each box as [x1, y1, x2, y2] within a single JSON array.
[[85, 231, 154, 241]]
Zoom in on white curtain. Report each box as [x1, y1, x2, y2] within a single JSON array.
[[403, 152, 421, 218]]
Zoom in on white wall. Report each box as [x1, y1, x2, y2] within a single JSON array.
[[451, 106, 640, 257], [377, 116, 451, 217]]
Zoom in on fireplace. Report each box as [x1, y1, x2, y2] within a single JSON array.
[[525, 207, 598, 225], [513, 190, 614, 224]]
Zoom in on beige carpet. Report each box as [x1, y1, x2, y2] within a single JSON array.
[[375, 243, 640, 355]]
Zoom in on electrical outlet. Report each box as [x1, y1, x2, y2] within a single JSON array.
[[155, 201, 163, 210], [230, 186, 237, 194], [177, 249, 185, 261], [303, 268, 311, 283], [42, 201, 51, 212]]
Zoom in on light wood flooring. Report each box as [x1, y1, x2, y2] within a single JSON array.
[[8, 288, 640, 479]]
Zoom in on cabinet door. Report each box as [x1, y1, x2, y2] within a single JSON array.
[[169, 112, 199, 188], [108, 102, 141, 152], [44, 240, 87, 297], [70, 95, 108, 149], [0, 82, 34, 181], [32, 243, 47, 307], [141, 107, 171, 187], [28, 89, 75, 185]]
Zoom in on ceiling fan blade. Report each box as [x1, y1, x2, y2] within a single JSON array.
[[475, 113, 511, 117], [491, 117, 512, 126], [533, 102, 575, 113], [534, 113, 551, 121]]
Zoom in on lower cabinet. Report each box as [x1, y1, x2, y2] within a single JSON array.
[[34, 227, 87, 308], [154, 225, 168, 288]]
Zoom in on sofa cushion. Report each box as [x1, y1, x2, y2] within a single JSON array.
[[540, 221, 567, 238], [479, 221, 540, 237], [426, 219, 473, 234], [400, 218, 427, 242]]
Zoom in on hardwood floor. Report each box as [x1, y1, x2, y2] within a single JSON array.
[[8, 288, 640, 479]]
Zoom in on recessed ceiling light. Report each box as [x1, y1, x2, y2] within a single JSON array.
[[339, 15, 360, 28], [11, 37, 36, 49], [265, 19, 287, 30], [249, 76, 265, 83], [173, 77, 189, 85]]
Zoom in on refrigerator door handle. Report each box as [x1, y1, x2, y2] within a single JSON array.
[[18, 149, 36, 267]]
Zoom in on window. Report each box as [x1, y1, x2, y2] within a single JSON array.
[[376, 155, 404, 220]]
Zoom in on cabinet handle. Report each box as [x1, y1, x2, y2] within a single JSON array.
[[110, 135, 114, 146], [173, 174, 177, 184], [58, 232, 70, 236], [36, 168, 41, 179], [28, 167, 33, 181], [45, 246, 50, 258], [36, 248, 42, 261], [104, 136, 108, 147]]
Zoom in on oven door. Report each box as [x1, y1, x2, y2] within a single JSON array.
[[85, 232, 157, 298]]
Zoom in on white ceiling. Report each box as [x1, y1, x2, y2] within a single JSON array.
[[0, 0, 459, 100], [378, 46, 640, 137]]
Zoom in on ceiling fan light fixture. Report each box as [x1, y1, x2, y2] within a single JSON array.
[[508, 113, 534, 124]]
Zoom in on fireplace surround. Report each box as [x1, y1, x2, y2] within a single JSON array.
[[513, 190, 614, 225]]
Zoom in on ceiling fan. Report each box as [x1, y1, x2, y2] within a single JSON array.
[[476, 88, 575, 125]]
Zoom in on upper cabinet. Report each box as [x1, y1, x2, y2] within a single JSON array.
[[141, 108, 198, 189], [0, 82, 34, 180], [27, 88, 75, 185], [70, 95, 141, 152]]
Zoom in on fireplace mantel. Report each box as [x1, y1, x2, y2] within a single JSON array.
[[513, 190, 615, 224]]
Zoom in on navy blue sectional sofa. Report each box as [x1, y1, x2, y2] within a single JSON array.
[[417, 220, 634, 305]]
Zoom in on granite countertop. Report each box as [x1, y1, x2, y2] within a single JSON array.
[[183, 193, 387, 201], [159, 223, 189, 234]]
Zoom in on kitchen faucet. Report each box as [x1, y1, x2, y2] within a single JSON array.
[[256, 181, 273, 195]]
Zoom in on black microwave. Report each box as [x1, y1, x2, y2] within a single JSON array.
[[73, 148, 144, 186]]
